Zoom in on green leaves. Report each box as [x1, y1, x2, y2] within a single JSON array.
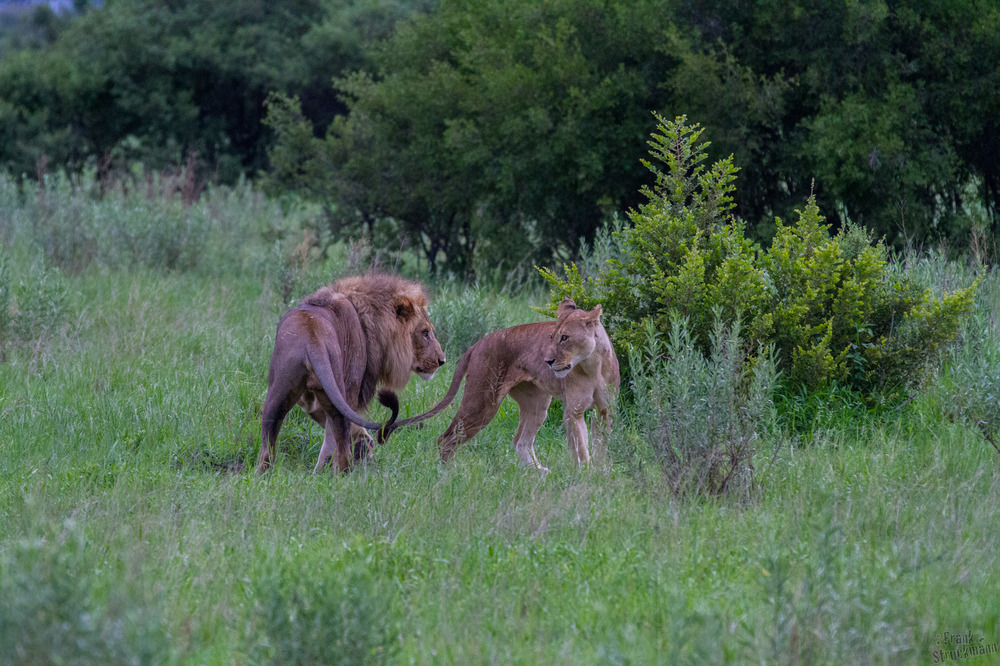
[[543, 116, 977, 396]]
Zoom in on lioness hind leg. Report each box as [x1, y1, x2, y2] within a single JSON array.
[[589, 407, 612, 469], [437, 391, 504, 462]]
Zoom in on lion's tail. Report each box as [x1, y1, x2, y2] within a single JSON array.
[[376, 343, 475, 444], [305, 345, 385, 432]]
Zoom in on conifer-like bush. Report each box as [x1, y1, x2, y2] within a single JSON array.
[[542, 114, 977, 394]]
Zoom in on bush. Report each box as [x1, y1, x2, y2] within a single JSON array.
[[0, 245, 69, 355], [0, 169, 298, 277], [251, 549, 398, 665], [0, 522, 171, 665], [930, 265, 1000, 448], [542, 114, 977, 395], [629, 317, 778, 499]]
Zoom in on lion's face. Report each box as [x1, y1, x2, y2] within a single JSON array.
[[543, 300, 602, 379], [410, 311, 446, 380]]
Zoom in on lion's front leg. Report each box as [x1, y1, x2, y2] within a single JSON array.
[[351, 424, 375, 461]]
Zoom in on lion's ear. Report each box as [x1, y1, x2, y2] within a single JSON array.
[[395, 297, 416, 322], [557, 299, 578, 316]]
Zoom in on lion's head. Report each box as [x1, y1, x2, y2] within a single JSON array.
[[407, 305, 446, 381], [543, 299, 602, 379], [331, 274, 445, 392]]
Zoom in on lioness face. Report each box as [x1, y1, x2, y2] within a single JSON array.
[[411, 311, 446, 380], [544, 301, 602, 379]]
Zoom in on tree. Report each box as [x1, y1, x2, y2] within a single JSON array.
[[265, 0, 675, 275], [0, 0, 428, 180]]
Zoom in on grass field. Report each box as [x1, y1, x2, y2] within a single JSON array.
[[1, 177, 998, 664]]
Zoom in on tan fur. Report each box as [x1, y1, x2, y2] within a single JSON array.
[[379, 299, 619, 472], [256, 274, 444, 473]]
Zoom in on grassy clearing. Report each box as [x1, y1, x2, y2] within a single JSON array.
[[1, 179, 998, 664]]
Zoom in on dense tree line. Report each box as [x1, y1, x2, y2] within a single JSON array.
[[0, 0, 427, 180], [1, 1, 997, 273]]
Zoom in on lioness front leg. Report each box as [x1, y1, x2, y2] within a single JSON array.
[[563, 406, 591, 466], [509, 384, 551, 473], [589, 407, 612, 469]]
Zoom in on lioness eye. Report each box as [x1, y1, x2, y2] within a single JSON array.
[[560, 334, 569, 342], [423, 329, 431, 339]]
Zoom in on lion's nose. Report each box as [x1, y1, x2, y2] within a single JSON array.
[[438, 357, 446, 367], [545, 359, 555, 366]]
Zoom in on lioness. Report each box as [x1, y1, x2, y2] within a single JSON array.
[[256, 274, 445, 473], [378, 300, 619, 471]]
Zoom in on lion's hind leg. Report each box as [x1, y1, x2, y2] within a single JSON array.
[[257, 384, 305, 474], [314, 413, 352, 473]]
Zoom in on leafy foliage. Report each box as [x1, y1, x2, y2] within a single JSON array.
[[543, 115, 978, 394], [251, 547, 398, 665], [3, 1, 997, 253], [0, 0, 428, 180], [629, 317, 778, 499], [264, 0, 672, 275]]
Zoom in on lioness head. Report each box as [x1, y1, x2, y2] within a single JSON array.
[[396, 296, 446, 381], [543, 299, 602, 379]]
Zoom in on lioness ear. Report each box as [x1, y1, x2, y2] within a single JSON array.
[[585, 304, 602, 327], [395, 297, 416, 322], [557, 299, 578, 316]]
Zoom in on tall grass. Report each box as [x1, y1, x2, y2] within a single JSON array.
[[0, 180, 997, 663], [627, 316, 778, 500]]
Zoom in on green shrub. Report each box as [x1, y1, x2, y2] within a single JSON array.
[[629, 316, 778, 499], [251, 549, 398, 665], [431, 285, 511, 357], [0, 245, 69, 354], [542, 114, 977, 394], [0, 522, 171, 665], [0, 169, 298, 277], [930, 266, 1000, 447]]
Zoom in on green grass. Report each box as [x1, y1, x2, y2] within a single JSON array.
[[1, 178, 999, 664]]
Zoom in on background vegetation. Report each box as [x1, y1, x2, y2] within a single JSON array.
[[1, 0, 997, 273], [0, 175, 997, 663], [1, 0, 998, 662]]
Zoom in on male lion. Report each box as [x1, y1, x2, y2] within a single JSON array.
[[256, 274, 445, 473], [377, 300, 619, 471]]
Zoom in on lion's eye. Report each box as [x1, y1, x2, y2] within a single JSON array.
[[560, 334, 569, 343], [423, 329, 431, 339]]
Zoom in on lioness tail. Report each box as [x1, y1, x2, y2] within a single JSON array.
[[376, 343, 476, 444]]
